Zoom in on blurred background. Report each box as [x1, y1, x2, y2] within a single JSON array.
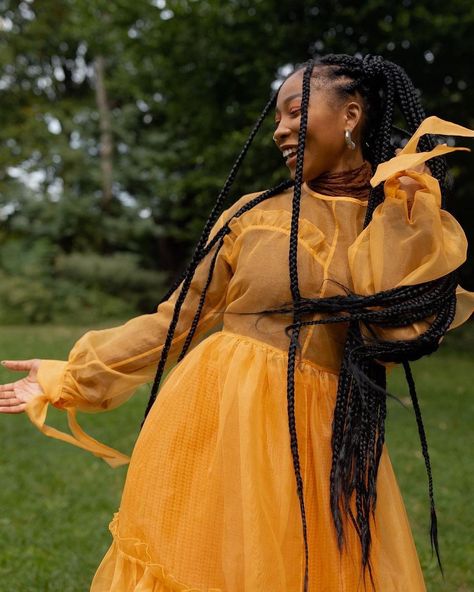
[[0, 0, 473, 323], [0, 1, 473, 591]]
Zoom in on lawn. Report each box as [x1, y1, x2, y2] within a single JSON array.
[[0, 322, 472, 591]]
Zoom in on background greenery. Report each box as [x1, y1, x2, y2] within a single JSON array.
[[1, 0, 474, 322], [0, 1, 473, 590], [0, 323, 472, 591]]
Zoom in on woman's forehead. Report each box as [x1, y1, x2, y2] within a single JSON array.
[[275, 69, 337, 114], [275, 71, 304, 112]]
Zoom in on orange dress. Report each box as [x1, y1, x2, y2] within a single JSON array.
[[27, 117, 474, 591]]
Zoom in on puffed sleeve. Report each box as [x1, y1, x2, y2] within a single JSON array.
[[348, 116, 474, 341], [25, 211, 235, 467]]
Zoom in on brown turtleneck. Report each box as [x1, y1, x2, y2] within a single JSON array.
[[307, 161, 373, 200]]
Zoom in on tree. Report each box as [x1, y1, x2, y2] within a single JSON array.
[[0, 0, 473, 323]]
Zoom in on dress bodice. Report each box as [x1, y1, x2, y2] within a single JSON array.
[[220, 185, 368, 372]]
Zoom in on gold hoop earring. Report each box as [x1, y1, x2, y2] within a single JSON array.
[[345, 129, 356, 150]]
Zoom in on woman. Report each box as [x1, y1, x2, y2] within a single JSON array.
[[0, 54, 473, 591]]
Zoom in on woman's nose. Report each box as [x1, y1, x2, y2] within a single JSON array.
[[273, 120, 291, 145]]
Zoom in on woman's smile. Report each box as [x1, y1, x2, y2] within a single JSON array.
[[274, 69, 364, 181]]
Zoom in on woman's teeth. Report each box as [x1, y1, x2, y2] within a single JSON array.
[[283, 148, 297, 161]]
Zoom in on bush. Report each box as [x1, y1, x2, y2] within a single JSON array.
[[0, 239, 168, 324], [55, 252, 167, 312]]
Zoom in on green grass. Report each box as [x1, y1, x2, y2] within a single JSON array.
[[0, 323, 472, 591], [385, 325, 474, 592]]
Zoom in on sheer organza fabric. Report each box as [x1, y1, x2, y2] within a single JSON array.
[[27, 118, 474, 591]]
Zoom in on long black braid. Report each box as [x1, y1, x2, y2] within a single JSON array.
[[276, 53, 456, 586], [286, 61, 314, 592], [141, 52, 460, 591], [141, 93, 281, 422], [176, 180, 294, 362]]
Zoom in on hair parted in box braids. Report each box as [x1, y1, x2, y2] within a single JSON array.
[[273, 53, 455, 589], [141, 52, 457, 591], [141, 92, 295, 423]]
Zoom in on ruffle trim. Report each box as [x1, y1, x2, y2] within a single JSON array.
[[228, 207, 327, 254], [100, 513, 223, 592]]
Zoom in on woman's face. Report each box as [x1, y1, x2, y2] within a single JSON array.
[[274, 69, 362, 181]]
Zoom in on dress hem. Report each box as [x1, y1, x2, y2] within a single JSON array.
[[92, 513, 223, 592]]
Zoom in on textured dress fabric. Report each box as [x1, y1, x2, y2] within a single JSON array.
[[27, 118, 474, 592]]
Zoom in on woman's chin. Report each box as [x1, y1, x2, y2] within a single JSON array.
[[288, 167, 323, 183], [286, 159, 322, 182]]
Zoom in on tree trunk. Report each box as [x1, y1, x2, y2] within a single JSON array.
[[94, 54, 113, 209]]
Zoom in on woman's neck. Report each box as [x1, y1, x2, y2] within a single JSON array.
[[307, 161, 373, 199]]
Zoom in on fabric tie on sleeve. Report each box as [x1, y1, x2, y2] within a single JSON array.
[[370, 116, 474, 187], [26, 393, 130, 468]]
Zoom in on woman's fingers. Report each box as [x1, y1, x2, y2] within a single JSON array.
[[0, 386, 28, 413], [0, 401, 27, 413], [0, 396, 22, 406], [0, 388, 15, 398], [0, 357, 43, 412], [1, 360, 37, 372]]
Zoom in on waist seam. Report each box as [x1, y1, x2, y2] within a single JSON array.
[[218, 330, 339, 376]]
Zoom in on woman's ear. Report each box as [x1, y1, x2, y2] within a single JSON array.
[[344, 101, 363, 135]]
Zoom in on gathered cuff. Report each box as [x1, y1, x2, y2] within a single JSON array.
[[26, 360, 130, 468], [37, 359, 68, 406], [90, 513, 222, 591]]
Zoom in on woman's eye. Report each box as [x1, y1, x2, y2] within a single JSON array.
[[290, 107, 301, 116]]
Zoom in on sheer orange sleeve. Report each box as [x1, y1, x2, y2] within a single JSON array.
[[26, 214, 235, 466], [348, 116, 474, 341]]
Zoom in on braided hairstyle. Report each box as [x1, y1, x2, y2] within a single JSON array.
[[141, 92, 285, 421], [276, 53, 455, 589], [141, 53, 457, 591]]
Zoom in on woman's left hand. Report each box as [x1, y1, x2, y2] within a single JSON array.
[[395, 148, 431, 205], [0, 359, 43, 414]]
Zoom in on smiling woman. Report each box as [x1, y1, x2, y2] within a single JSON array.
[[0, 53, 474, 592], [274, 69, 365, 179]]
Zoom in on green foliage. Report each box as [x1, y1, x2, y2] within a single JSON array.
[[55, 251, 167, 311], [0, 272, 53, 323], [0, 0, 473, 324], [0, 237, 167, 324]]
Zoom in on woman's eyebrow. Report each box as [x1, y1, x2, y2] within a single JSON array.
[[275, 93, 302, 113]]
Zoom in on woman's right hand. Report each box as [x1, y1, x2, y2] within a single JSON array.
[[0, 359, 43, 414]]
